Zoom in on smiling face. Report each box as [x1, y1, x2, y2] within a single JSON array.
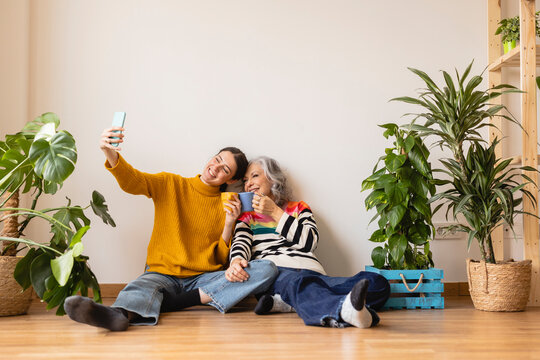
[[200, 151, 238, 186], [244, 163, 273, 199]]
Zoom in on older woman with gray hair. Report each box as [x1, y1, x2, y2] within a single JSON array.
[[225, 156, 390, 328]]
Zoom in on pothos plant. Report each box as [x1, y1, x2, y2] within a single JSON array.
[[0, 113, 116, 315], [495, 11, 540, 44], [362, 123, 435, 270]]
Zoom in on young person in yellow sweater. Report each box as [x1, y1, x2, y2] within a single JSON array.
[[64, 126, 278, 331]]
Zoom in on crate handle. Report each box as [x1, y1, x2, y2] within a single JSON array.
[[399, 273, 424, 292]]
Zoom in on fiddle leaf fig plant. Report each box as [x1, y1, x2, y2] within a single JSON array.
[[362, 123, 435, 270], [0, 113, 116, 315]]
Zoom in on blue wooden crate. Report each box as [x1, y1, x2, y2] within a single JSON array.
[[365, 266, 444, 310]]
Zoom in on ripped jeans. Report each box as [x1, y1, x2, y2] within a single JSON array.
[[112, 259, 278, 325]]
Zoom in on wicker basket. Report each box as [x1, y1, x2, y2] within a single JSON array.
[[0, 256, 33, 316], [466, 258, 532, 312]]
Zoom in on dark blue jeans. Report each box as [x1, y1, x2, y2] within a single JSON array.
[[268, 267, 390, 327]]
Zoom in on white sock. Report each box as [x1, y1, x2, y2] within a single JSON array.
[[270, 294, 295, 313], [340, 293, 372, 328]]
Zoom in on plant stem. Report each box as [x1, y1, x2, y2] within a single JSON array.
[[485, 234, 496, 264], [17, 187, 42, 236], [478, 236, 487, 262], [0, 236, 63, 255], [0, 172, 30, 208], [0, 207, 74, 233]]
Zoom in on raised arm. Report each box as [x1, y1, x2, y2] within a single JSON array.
[[99, 127, 165, 198], [100, 127, 123, 167]]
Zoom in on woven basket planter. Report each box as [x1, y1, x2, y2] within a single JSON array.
[[466, 259, 532, 312], [0, 256, 33, 316]]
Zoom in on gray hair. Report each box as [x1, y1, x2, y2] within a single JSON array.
[[249, 156, 292, 207]]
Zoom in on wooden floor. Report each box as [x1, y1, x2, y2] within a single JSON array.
[[1, 297, 540, 359]]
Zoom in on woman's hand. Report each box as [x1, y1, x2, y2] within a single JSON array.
[[225, 258, 250, 282], [100, 127, 124, 167], [221, 195, 241, 244], [224, 195, 242, 226], [253, 193, 284, 221]]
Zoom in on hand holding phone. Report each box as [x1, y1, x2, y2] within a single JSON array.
[[110, 112, 126, 147]]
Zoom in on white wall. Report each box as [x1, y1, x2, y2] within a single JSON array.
[[0, 0, 29, 133], [2, 0, 492, 282]]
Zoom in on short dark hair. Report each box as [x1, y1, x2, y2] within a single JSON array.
[[217, 147, 248, 191]]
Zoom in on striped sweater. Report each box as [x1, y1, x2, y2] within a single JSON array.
[[230, 201, 325, 275]]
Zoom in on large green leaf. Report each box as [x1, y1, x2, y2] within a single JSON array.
[[408, 146, 430, 177], [369, 229, 387, 243], [388, 234, 407, 263], [0, 137, 35, 193], [29, 130, 77, 184], [51, 249, 74, 286], [365, 189, 387, 209], [51, 205, 90, 244], [69, 225, 90, 247], [388, 205, 407, 228], [30, 253, 54, 298], [13, 248, 38, 290], [385, 153, 407, 172], [371, 246, 387, 269], [90, 190, 116, 227], [22, 112, 60, 134]]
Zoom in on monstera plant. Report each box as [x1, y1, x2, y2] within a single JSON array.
[[0, 113, 115, 315]]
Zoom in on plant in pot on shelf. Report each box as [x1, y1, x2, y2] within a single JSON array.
[[495, 11, 540, 54], [393, 62, 536, 311], [361, 124, 444, 310], [0, 112, 116, 316]]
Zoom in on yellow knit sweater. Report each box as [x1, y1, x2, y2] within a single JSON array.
[[106, 155, 230, 277]]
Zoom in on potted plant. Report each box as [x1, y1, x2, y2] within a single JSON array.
[[495, 11, 540, 53], [0, 113, 116, 316], [362, 124, 444, 309], [393, 62, 536, 311]]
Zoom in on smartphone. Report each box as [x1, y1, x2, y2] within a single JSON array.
[[110, 112, 126, 147]]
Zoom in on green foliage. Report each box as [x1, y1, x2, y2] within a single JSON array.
[[0, 113, 115, 315], [393, 62, 537, 264], [362, 124, 435, 270], [494, 11, 540, 44]]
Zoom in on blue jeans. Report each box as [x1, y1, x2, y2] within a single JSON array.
[[112, 259, 278, 325], [268, 267, 390, 327]]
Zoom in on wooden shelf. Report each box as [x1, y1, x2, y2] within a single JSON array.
[[488, 0, 539, 306], [504, 154, 540, 165], [487, 44, 540, 71]]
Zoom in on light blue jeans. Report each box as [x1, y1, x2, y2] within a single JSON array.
[[112, 259, 277, 325]]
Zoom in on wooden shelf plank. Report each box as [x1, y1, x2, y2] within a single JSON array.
[[487, 44, 540, 71], [502, 154, 540, 166]]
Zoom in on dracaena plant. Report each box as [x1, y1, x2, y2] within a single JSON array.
[[362, 124, 435, 270], [392, 62, 537, 264], [0, 113, 116, 315]]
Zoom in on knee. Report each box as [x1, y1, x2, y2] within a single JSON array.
[[372, 274, 391, 296], [249, 260, 278, 281]]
